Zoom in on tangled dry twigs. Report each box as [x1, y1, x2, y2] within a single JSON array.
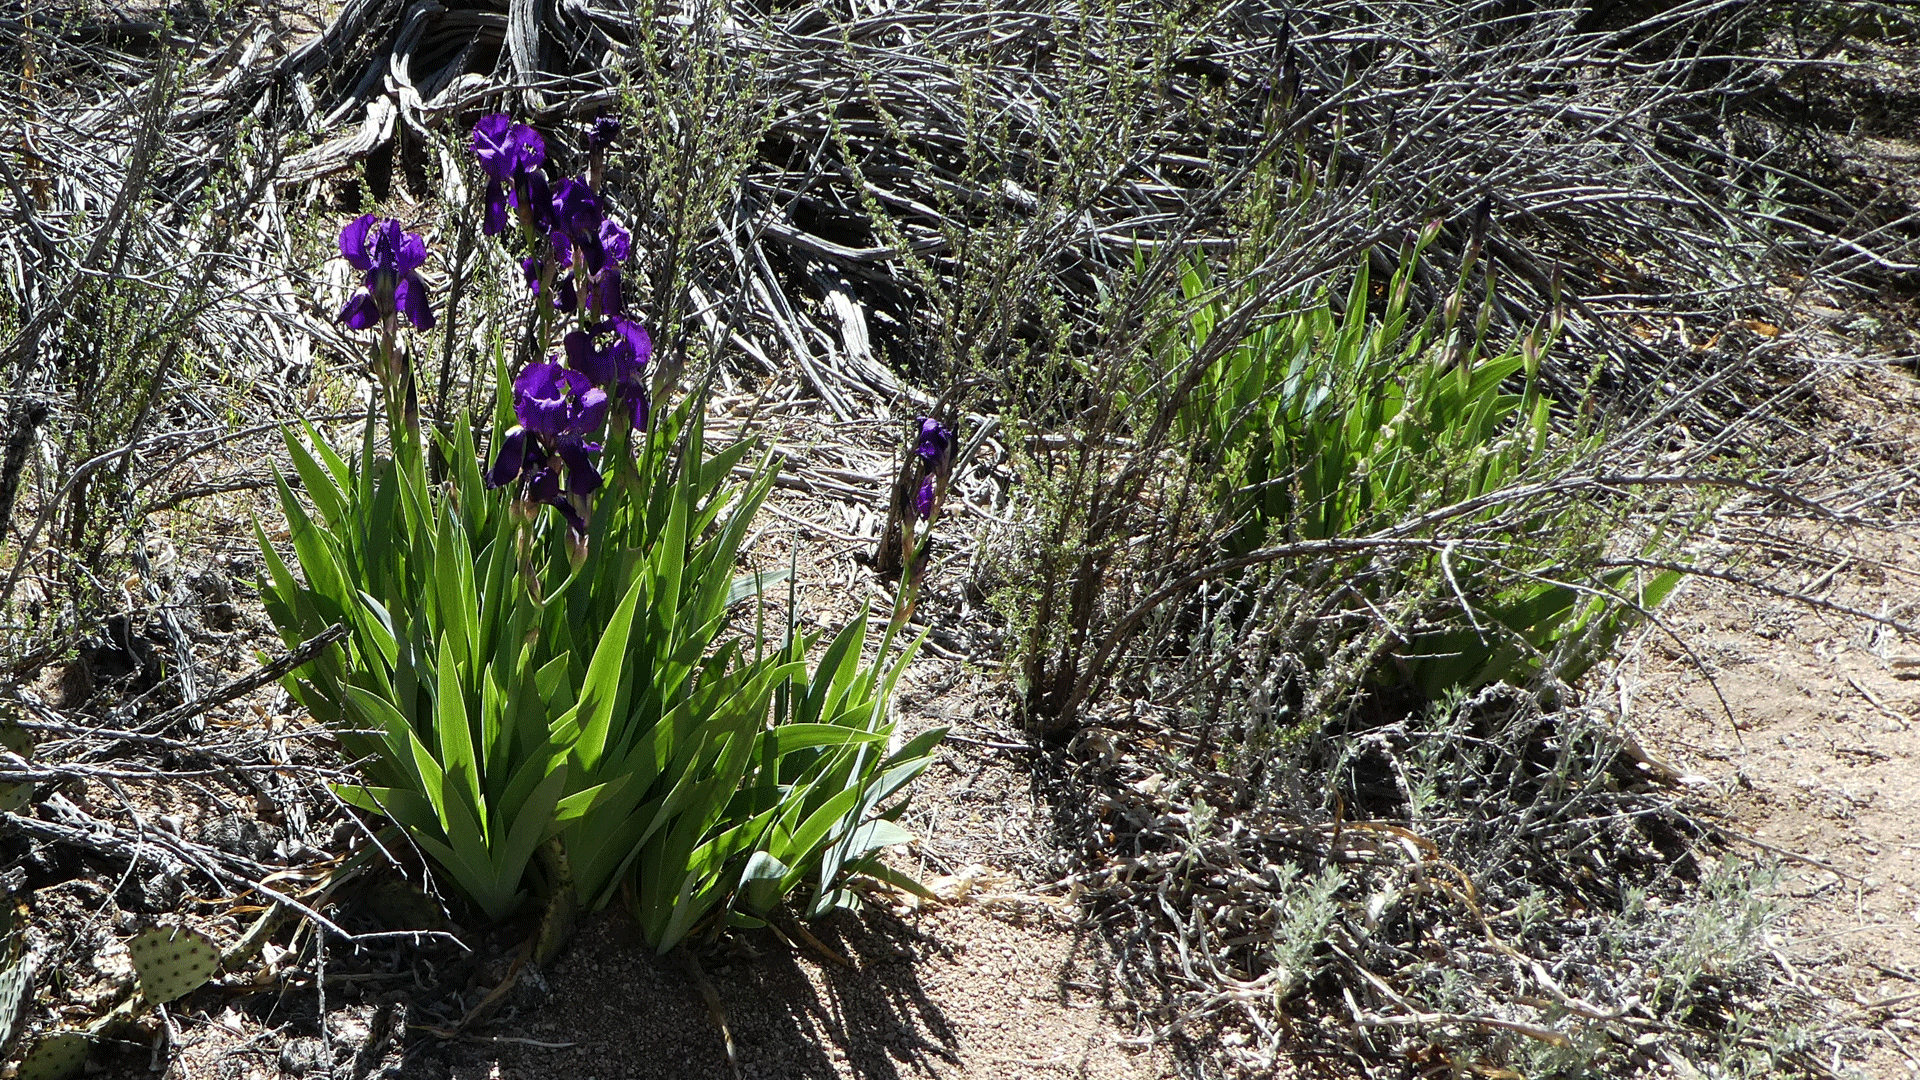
[[1043, 683, 1815, 1076]]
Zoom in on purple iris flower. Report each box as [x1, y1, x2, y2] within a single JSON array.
[[915, 419, 953, 464], [472, 114, 550, 235], [912, 418, 954, 518], [551, 178, 609, 272], [563, 318, 652, 429], [515, 361, 608, 438], [583, 265, 619, 317], [561, 327, 615, 388], [587, 116, 622, 152], [600, 219, 631, 263], [473, 114, 544, 180], [338, 215, 433, 331], [487, 362, 609, 533], [583, 220, 630, 316]]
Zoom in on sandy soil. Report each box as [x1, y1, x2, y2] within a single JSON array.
[[1628, 364, 1920, 1079]]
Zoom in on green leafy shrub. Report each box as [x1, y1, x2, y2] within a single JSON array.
[[1146, 238, 1681, 699], [1010, 227, 1687, 729]]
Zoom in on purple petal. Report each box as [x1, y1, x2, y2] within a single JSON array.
[[367, 219, 403, 271], [514, 361, 565, 398], [514, 362, 574, 438], [915, 418, 953, 464], [486, 427, 530, 488], [394, 229, 427, 273], [339, 214, 375, 270], [521, 403, 569, 442], [550, 179, 605, 249], [472, 114, 517, 180], [553, 276, 577, 313], [599, 219, 631, 264], [558, 365, 595, 396], [614, 319, 652, 371], [579, 237, 608, 275], [590, 266, 622, 317], [339, 290, 380, 329], [557, 439, 603, 496], [915, 476, 936, 518], [396, 274, 435, 331], [511, 123, 546, 172], [520, 256, 543, 295], [629, 387, 651, 432], [575, 385, 610, 434], [483, 181, 510, 236], [564, 329, 615, 387], [527, 465, 560, 505]]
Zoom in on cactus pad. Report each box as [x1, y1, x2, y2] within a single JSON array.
[[14, 1031, 87, 1080], [127, 925, 219, 1005], [0, 714, 35, 814], [0, 949, 33, 1059]]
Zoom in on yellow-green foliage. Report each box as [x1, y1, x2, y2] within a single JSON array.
[[1140, 240, 1679, 698]]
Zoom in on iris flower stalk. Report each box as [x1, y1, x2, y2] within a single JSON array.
[[887, 417, 955, 629], [586, 116, 620, 193], [474, 113, 572, 351], [550, 179, 635, 327], [338, 214, 435, 441], [472, 114, 664, 558]]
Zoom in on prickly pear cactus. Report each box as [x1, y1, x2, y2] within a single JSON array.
[[0, 904, 27, 1057], [127, 925, 218, 1005], [0, 953, 31, 1060], [14, 1031, 87, 1080], [0, 710, 35, 814]]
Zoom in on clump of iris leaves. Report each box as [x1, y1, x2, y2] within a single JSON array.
[[260, 114, 955, 952]]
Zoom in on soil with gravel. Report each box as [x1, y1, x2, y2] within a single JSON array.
[[1628, 363, 1920, 1079]]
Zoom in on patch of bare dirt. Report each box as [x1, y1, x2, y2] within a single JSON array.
[[452, 901, 1163, 1080], [1630, 363, 1920, 1079]]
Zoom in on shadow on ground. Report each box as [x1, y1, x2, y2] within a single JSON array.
[[442, 908, 960, 1080]]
